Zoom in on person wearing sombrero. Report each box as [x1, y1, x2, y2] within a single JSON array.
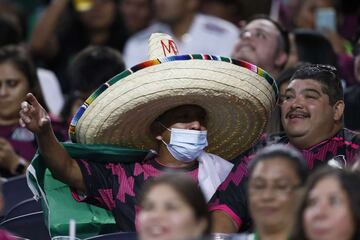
[[20, 33, 278, 235]]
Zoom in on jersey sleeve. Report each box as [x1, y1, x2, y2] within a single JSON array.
[[209, 157, 252, 232], [71, 159, 117, 211]]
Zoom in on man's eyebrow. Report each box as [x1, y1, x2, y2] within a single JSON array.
[[284, 88, 322, 95], [301, 88, 322, 95], [284, 88, 295, 94]]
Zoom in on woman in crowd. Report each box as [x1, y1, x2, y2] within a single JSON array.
[[292, 166, 360, 240], [246, 144, 308, 240], [0, 45, 67, 178], [137, 173, 211, 240]]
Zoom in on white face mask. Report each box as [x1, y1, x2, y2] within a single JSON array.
[[162, 128, 208, 162]]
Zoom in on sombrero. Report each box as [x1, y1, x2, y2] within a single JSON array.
[[69, 33, 278, 160]]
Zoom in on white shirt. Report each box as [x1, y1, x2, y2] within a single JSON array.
[[123, 14, 240, 67]]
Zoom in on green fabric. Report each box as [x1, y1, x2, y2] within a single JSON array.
[[27, 142, 148, 239]]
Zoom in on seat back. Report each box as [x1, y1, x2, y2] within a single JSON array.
[[2, 176, 33, 216], [3, 198, 42, 221], [84, 232, 137, 240], [0, 211, 50, 240]]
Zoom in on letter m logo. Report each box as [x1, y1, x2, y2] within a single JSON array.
[[161, 39, 178, 56]]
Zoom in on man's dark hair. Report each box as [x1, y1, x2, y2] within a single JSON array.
[[68, 45, 125, 93], [249, 15, 290, 56], [277, 62, 304, 87], [289, 64, 343, 105], [293, 29, 338, 68], [248, 144, 308, 185], [292, 166, 360, 240]]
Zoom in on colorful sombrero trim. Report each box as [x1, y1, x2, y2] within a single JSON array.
[[69, 54, 278, 142]]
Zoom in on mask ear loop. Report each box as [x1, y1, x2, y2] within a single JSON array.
[[157, 122, 171, 132], [156, 122, 171, 146]]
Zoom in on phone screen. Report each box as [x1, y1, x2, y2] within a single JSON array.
[[315, 8, 336, 32]]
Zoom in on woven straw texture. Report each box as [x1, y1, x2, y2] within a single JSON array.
[[70, 55, 277, 160]]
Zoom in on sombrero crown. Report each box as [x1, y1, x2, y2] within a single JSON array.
[[69, 33, 278, 160]]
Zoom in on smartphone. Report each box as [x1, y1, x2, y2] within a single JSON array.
[[315, 8, 336, 32]]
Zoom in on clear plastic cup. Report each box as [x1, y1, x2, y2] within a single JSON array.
[[51, 236, 81, 240]]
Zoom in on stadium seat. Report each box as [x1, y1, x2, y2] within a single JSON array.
[[0, 211, 50, 240]]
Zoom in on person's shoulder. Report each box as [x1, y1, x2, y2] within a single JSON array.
[[126, 27, 153, 45], [126, 22, 169, 44], [230, 133, 287, 163], [123, 23, 170, 67], [195, 14, 239, 36], [342, 128, 360, 143]]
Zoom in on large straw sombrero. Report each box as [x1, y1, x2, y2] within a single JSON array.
[[69, 33, 278, 160]]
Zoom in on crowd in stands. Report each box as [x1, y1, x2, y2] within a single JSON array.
[[0, 0, 359, 239]]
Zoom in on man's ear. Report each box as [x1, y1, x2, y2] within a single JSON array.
[[333, 100, 345, 121], [156, 135, 162, 141], [274, 52, 288, 68]]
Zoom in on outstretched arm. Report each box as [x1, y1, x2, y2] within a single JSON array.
[[20, 93, 86, 192], [211, 210, 238, 233]]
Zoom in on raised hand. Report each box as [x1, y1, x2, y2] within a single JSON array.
[[19, 93, 85, 191], [19, 93, 51, 134]]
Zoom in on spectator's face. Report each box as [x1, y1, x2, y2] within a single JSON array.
[[249, 157, 301, 232], [79, 0, 116, 31], [120, 0, 152, 34], [139, 184, 206, 240], [153, 0, 195, 24], [155, 105, 207, 142], [0, 62, 29, 124], [303, 176, 355, 240], [231, 19, 286, 75], [280, 79, 343, 146]]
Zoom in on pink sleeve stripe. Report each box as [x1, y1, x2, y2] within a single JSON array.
[[209, 204, 242, 229], [70, 188, 86, 202], [332, 137, 359, 149]]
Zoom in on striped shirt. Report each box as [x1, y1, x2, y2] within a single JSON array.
[[210, 128, 360, 231]]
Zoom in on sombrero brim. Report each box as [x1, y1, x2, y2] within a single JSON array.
[[69, 54, 278, 160]]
